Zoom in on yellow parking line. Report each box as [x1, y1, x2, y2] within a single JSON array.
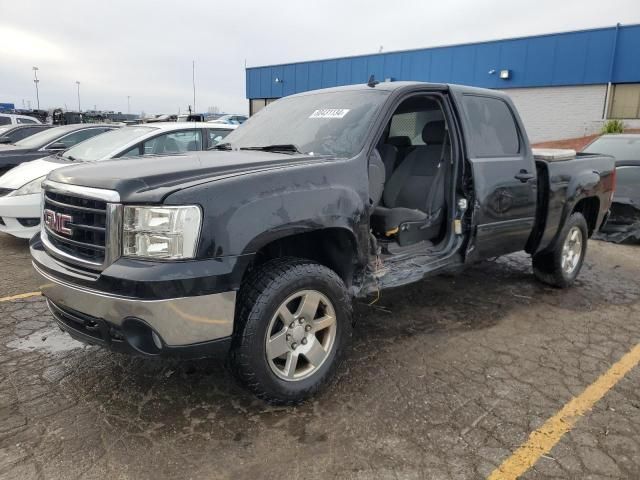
[[0, 291, 41, 303], [488, 343, 640, 480]]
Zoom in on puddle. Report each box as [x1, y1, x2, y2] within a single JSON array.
[[7, 328, 85, 353]]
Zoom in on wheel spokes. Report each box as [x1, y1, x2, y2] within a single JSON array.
[[266, 329, 290, 360], [303, 337, 327, 367], [277, 304, 295, 325], [265, 289, 338, 381], [282, 351, 300, 378], [296, 291, 321, 321], [313, 314, 335, 332]]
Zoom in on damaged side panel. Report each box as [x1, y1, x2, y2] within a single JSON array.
[[165, 155, 370, 279]]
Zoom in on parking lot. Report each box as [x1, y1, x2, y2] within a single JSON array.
[[0, 232, 639, 479]]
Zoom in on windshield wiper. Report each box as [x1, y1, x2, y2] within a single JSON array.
[[239, 144, 302, 154], [211, 142, 232, 150]]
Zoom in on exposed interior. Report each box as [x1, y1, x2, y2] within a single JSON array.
[[369, 95, 453, 255]]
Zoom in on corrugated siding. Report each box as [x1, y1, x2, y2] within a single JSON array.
[[246, 24, 640, 99]]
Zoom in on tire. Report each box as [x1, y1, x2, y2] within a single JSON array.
[[230, 257, 352, 405], [532, 212, 588, 288]]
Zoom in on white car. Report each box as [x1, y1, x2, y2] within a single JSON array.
[[0, 122, 237, 239], [0, 114, 42, 135]]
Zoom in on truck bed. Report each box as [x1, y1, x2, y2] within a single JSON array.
[[528, 151, 616, 254]]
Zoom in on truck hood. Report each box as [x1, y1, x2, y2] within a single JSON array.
[[47, 150, 330, 203], [0, 155, 69, 189]]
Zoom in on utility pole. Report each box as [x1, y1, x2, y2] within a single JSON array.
[[32, 67, 40, 109], [127, 96, 131, 115], [192, 60, 196, 113], [75, 81, 81, 112]]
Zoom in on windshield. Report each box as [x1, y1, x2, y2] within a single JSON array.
[[222, 89, 390, 157], [13, 126, 75, 148], [583, 136, 640, 161], [62, 126, 156, 161]]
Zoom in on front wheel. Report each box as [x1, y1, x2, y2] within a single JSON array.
[[230, 258, 352, 405], [532, 212, 588, 288]]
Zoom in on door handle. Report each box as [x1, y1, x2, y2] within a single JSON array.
[[514, 170, 535, 183]]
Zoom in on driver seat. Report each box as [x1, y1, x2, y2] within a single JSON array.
[[371, 120, 449, 246]]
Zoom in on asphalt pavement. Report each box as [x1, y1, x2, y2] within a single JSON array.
[[1, 232, 639, 479]]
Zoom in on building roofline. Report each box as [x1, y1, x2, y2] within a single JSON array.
[[247, 22, 636, 70]]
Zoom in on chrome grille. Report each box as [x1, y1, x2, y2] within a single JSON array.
[[41, 180, 122, 271]]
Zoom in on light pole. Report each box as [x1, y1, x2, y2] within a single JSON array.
[[192, 60, 196, 113], [75, 81, 81, 112], [127, 96, 130, 115], [32, 67, 40, 110]]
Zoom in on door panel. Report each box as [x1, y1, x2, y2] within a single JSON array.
[[458, 94, 537, 259]]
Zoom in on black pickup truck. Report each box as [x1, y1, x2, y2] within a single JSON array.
[[30, 82, 615, 404]]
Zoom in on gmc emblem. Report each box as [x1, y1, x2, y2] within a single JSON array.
[[43, 209, 73, 235]]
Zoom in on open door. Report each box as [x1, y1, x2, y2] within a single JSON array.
[[456, 93, 537, 260]]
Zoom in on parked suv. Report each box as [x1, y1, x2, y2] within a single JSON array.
[[0, 113, 42, 135], [31, 82, 615, 404]]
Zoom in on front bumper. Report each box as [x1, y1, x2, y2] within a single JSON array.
[[0, 192, 41, 239], [32, 255, 238, 358]]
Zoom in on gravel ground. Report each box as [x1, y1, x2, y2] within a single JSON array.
[[0, 232, 639, 479]]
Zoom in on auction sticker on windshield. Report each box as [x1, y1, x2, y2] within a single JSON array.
[[309, 109, 350, 119]]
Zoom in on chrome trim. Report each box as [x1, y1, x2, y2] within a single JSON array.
[[34, 262, 236, 346], [44, 226, 106, 250], [41, 184, 122, 271], [41, 229, 104, 268], [44, 195, 107, 214], [42, 180, 121, 203], [105, 204, 122, 266]]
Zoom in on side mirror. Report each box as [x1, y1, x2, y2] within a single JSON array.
[[47, 142, 67, 151], [0, 137, 11, 144]]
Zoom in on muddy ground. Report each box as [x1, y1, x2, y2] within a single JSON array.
[[1, 232, 639, 479]]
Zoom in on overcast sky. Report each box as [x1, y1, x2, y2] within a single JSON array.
[[1, 0, 639, 115]]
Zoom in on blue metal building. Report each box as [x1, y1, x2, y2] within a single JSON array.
[[245, 24, 640, 141]]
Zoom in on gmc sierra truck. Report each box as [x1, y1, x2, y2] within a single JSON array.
[[30, 82, 616, 404]]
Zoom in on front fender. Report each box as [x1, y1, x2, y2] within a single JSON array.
[[232, 185, 365, 256], [164, 155, 369, 259]]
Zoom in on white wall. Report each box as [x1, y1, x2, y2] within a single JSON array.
[[499, 84, 609, 143]]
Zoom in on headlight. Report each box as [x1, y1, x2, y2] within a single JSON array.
[[9, 175, 47, 196], [123, 205, 202, 259]]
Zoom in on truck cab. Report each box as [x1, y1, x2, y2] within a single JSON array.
[[30, 82, 615, 404]]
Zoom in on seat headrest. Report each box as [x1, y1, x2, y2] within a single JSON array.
[[422, 121, 446, 145]]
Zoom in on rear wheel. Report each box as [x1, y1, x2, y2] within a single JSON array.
[[230, 257, 352, 405], [532, 212, 588, 288]]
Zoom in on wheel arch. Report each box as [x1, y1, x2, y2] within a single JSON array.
[[241, 226, 361, 288], [572, 196, 600, 237]]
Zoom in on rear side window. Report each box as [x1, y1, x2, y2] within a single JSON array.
[[143, 130, 202, 155], [0, 116, 10, 125], [462, 95, 520, 156], [17, 117, 37, 124]]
